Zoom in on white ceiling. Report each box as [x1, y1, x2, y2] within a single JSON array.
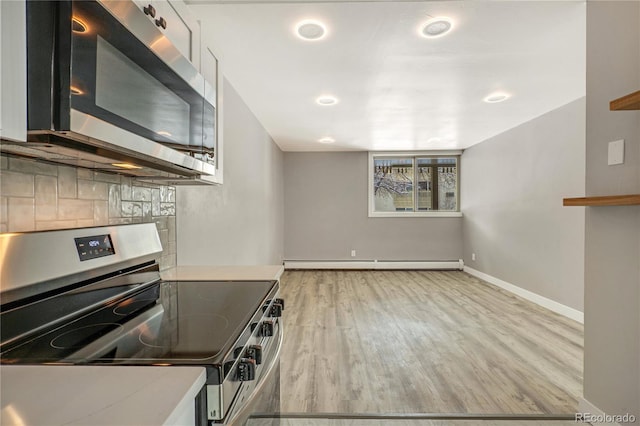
[[188, 0, 586, 152]]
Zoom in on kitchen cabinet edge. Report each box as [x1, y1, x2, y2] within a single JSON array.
[[610, 90, 640, 111], [563, 194, 640, 206]]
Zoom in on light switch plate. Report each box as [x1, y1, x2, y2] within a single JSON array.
[[608, 139, 624, 165]]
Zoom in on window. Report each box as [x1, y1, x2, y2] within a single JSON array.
[[368, 152, 461, 217]]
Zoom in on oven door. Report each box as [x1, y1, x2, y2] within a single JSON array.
[[27, 0, 216, 165]]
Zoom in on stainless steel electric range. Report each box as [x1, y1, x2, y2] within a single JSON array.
[[0, 223, 283, 426]]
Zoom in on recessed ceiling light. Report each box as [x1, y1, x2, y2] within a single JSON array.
[[157, 130, 172, 137], [316, 95, 338, 106], [295, 20, 327, 41], [72, 17, 89, 34], [420, 17, 453, 38], [318, 137, 335, 144], [70, 86, 83, 95], [483, 92, 511, 103]]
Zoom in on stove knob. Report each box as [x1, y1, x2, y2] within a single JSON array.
[[270, 303, 283, 318], [275, 298, 285, 310], [251, 322, 258, 332], [260, 321, 274, 337], [237, 358, 256, 381], [233, 347, 244, 358], [246, 344, 263, 365]]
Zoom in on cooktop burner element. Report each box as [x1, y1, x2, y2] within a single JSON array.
[[50, 323, 124, 349]]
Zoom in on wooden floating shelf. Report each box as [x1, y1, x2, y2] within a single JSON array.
[[610, 90, 640, 111], [564, 194, 640, 207]]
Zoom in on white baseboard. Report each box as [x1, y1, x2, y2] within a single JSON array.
[[463, 266, 584, 324], [284, 260, 464, 271], [577, 398, 630, 425]]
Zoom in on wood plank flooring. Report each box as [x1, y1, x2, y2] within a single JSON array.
[[278, 270, 583, 415]]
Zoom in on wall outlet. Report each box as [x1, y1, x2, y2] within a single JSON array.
[[608, 139, 624, 165], [471, 253, 476, 261], [351, 249, 356, 257]]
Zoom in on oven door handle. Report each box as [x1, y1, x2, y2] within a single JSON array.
[[225, 324, 283, 426]]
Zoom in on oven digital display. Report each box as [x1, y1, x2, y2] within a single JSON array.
[[74, 234, 115, 261]]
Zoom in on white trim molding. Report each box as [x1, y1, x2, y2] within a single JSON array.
[[463, 266, 584, 323], [285, 260, 464, 271]]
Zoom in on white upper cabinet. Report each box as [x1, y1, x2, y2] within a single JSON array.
[[0, 0, 27, 142], [132, 0, 200, 70]]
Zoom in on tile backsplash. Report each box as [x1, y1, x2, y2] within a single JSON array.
[[0, 155, 176, 270]]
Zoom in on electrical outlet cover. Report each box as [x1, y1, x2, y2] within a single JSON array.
[[608, 139, 624, 165]]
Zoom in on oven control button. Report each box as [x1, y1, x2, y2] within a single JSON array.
[[246, 344, 263, 365], [260, 321, 274, 337], [237, 358, 256, 381], [269, 303, 283, 318]]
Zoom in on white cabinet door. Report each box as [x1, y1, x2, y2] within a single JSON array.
[[131, 0, 200, 69], [0, 0, 27, 142]]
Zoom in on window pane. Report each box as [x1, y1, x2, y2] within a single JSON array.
[[373, 158, 414, 212], [417, 157, 458, 211]]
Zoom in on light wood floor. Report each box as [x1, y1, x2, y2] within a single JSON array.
[[278, 270, 583, 415]]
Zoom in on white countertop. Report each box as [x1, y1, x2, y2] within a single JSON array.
[[1, 365, 206, 426], [161, 265, 285, 282]]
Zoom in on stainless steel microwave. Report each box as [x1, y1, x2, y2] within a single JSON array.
[[19, 0, 218, 184]]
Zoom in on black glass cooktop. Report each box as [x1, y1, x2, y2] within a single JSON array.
[[1, 280, 277, 366]]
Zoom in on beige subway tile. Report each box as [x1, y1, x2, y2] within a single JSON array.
[[94, 171, 121, 184], [78, 180, 108, 200], [8, 197, 35, 232], [160, 203, 175, 216], [57, 166, 77, 198], [108, 184, 122, 219], [35, 175, 58, 221], [58, 198, 93, 220], [142, 202, 152, 220], [122, 201, 142, 217], [1, 171, 35, 197], [36, 220, 77, 231], [94, 200, 109, 225], [9, 157, 58, 176], [108, 217, 133, 225], [153, 216, 168, 230], [167, 218, 176, 242], [132, 186, 152, 202], [151, 188, 161, 216], [77, 169, 94, 180], [0, 197, 7, 224], [121, 178, 133, 200], [158, 228, 169, 250]]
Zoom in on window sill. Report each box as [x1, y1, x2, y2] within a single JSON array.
[[368, 211, 463, 218]]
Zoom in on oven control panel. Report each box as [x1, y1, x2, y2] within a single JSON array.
[[74, 234, 115, 261]]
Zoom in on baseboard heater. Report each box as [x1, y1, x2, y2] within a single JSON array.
[[284, 260, 464, 270]]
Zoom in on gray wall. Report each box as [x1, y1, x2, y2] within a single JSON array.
[[176, 79, 284, 265], [583, 1, 639, 421], [284, 152, 463, 261], [461, 98, 586, 311]]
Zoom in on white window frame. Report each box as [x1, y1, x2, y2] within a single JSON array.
[[368, 151, 463, 218]]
